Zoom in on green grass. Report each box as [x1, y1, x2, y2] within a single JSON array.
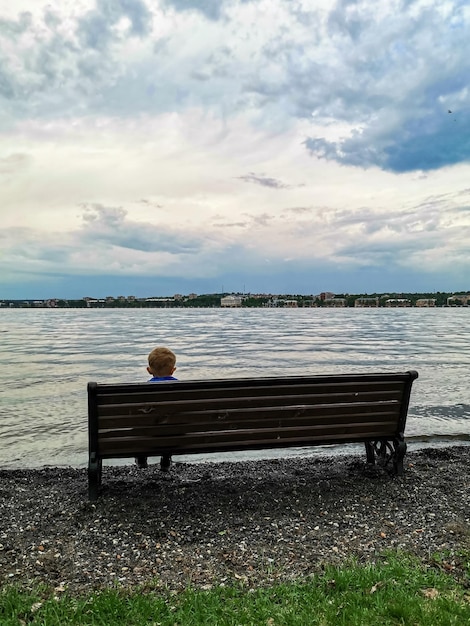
[[1, 554, 469, 625]]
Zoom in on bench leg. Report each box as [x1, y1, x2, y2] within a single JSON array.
[[88, 453, 102, 501], [365, 442, 375, 465], [392, 440, 407, 476]]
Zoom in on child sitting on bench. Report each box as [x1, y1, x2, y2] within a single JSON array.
[[135, 346, 178, 471]]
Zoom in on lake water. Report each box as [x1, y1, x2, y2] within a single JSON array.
[[1, 307, 469, 469]]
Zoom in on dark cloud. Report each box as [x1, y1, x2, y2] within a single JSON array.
[[77, 0, 152, 49], [77, 14, 113, 51], [212, 221, 248, 228], [237, 173, 292, 189], [383, 119, 470, 172], [250, 213, 274, 226], [0, 227, 75, 269], [161, 0, 225, 21], [305, 112, 470, 172], [337, 238, 431, 266], [0, 204, 207, 285], [80, 204, 201, 254], [161, 0, 254, 21]]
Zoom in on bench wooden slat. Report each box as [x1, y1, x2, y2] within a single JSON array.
[[95, 391, 405, 419], [98, 423, 399, 456], [97, 404, 400, 434], [94, 380, 407, 406], [97, 398, 401, 424]]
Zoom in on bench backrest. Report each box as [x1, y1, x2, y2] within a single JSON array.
[[88, 371, 418, 459]]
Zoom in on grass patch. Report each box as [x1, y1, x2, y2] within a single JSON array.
[[1, 554, 469, 625]]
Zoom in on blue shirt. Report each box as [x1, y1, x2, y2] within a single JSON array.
[[148, 376, 178, 382]]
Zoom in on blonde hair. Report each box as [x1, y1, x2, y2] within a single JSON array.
[[148, 346, 176, 376]]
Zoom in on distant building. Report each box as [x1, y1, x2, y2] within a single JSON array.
[[355, 297, 379, 307], [324, 298, 346, 307], [320, 292, 335, 301], [283, 300, 298, 308], [221, 295, 242, 307], [264, 297, 280, 307], [416, 299, 436, 307], [385, 299, 412, 307], [447, 294, 470, 306]]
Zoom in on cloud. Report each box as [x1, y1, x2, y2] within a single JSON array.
[[80, 204, 201, 253], [2, 0, 469, 174], [0, 0, 154, 120], [304, 113, 470, 172], [213, 221, 249, 228], [233, 0, 470, 172], [297, 1, 470, 172], [0, 202, 211, 284], [237, 172, 293, 189]]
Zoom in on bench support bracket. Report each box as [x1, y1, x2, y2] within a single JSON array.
[[365, 438, 407, 475]]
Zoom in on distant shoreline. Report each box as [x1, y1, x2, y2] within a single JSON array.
[[2, 290, 470, 309]]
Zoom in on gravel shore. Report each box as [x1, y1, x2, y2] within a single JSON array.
[[1, 446, 469, 594]]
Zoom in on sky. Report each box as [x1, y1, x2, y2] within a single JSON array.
[[1, 0, 470, 299]]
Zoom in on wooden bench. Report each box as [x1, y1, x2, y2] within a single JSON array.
[[87, 370, 418, 500]]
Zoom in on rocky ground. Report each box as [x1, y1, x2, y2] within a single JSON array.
[[1, 446, 469, 595]]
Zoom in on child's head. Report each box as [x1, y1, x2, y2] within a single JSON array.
[[147, 346, 176, 377]]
